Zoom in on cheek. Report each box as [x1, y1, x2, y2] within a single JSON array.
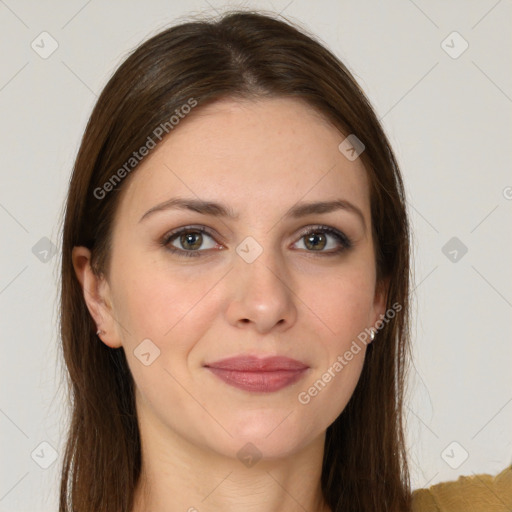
[[296, 270, 373, 427], [113, 267, 217, 340], [302, 264, 376, 339], [113, 269, 219, 414], [297, 348, 366, 434], [295, 262, 374, 419]]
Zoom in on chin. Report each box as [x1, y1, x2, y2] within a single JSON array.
[[218, 413, 316, 459]]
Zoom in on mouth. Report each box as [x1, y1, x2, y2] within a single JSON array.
[[204, 355, 310, 393]]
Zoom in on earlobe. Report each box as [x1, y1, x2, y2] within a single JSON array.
[[71, 246, 122, 348]]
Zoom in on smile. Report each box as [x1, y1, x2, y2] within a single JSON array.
[[204, 355, 310, 393]]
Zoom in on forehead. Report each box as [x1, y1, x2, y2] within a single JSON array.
[[115, 97, 370, 224]]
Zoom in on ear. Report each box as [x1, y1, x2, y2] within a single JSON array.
[[369, 276, 390, 342], [71, 246, 123, 348]]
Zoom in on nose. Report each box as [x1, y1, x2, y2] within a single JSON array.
[[224, 247, 298, 334]]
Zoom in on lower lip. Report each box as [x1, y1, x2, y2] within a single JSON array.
[[206, 368, 308, 392]]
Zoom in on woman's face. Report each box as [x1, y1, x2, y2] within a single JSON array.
[[82, 97, 387, 460]]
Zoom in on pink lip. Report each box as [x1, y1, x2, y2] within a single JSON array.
[[204, 355, 309, 392]]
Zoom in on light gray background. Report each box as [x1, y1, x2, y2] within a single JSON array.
[[1, 0, 511, 510]]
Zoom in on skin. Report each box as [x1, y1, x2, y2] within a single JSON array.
[[72, 97, 388, 512]]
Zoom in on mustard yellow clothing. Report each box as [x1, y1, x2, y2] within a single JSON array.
[[411, 465, 512, 511]]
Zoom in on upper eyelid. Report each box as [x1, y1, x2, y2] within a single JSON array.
[[163, 225, 219, 243]]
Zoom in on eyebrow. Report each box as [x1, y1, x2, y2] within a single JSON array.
[[139, 197, 366, 230]]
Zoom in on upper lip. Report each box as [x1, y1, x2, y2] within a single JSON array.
[[204, 355, 309, 372]]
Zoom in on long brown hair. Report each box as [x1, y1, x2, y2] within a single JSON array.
[[59, 9, 412, 511]]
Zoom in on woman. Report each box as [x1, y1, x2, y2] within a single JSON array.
[[59, 9, 510, 512]]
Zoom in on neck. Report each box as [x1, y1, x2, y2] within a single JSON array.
[[131, 408, 331, 512]]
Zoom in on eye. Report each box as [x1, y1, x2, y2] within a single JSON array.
[[161, 227, 221, 257], [161, 224, 352, 258], [293, 226, 352, 255]]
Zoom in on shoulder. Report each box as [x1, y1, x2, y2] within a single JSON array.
[[411, 465, 512, 512]]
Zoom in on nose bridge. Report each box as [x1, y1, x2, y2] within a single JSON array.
[[225, 235, 297, 332]]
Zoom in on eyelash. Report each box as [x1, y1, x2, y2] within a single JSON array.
[[160, 225, 352, 258]]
